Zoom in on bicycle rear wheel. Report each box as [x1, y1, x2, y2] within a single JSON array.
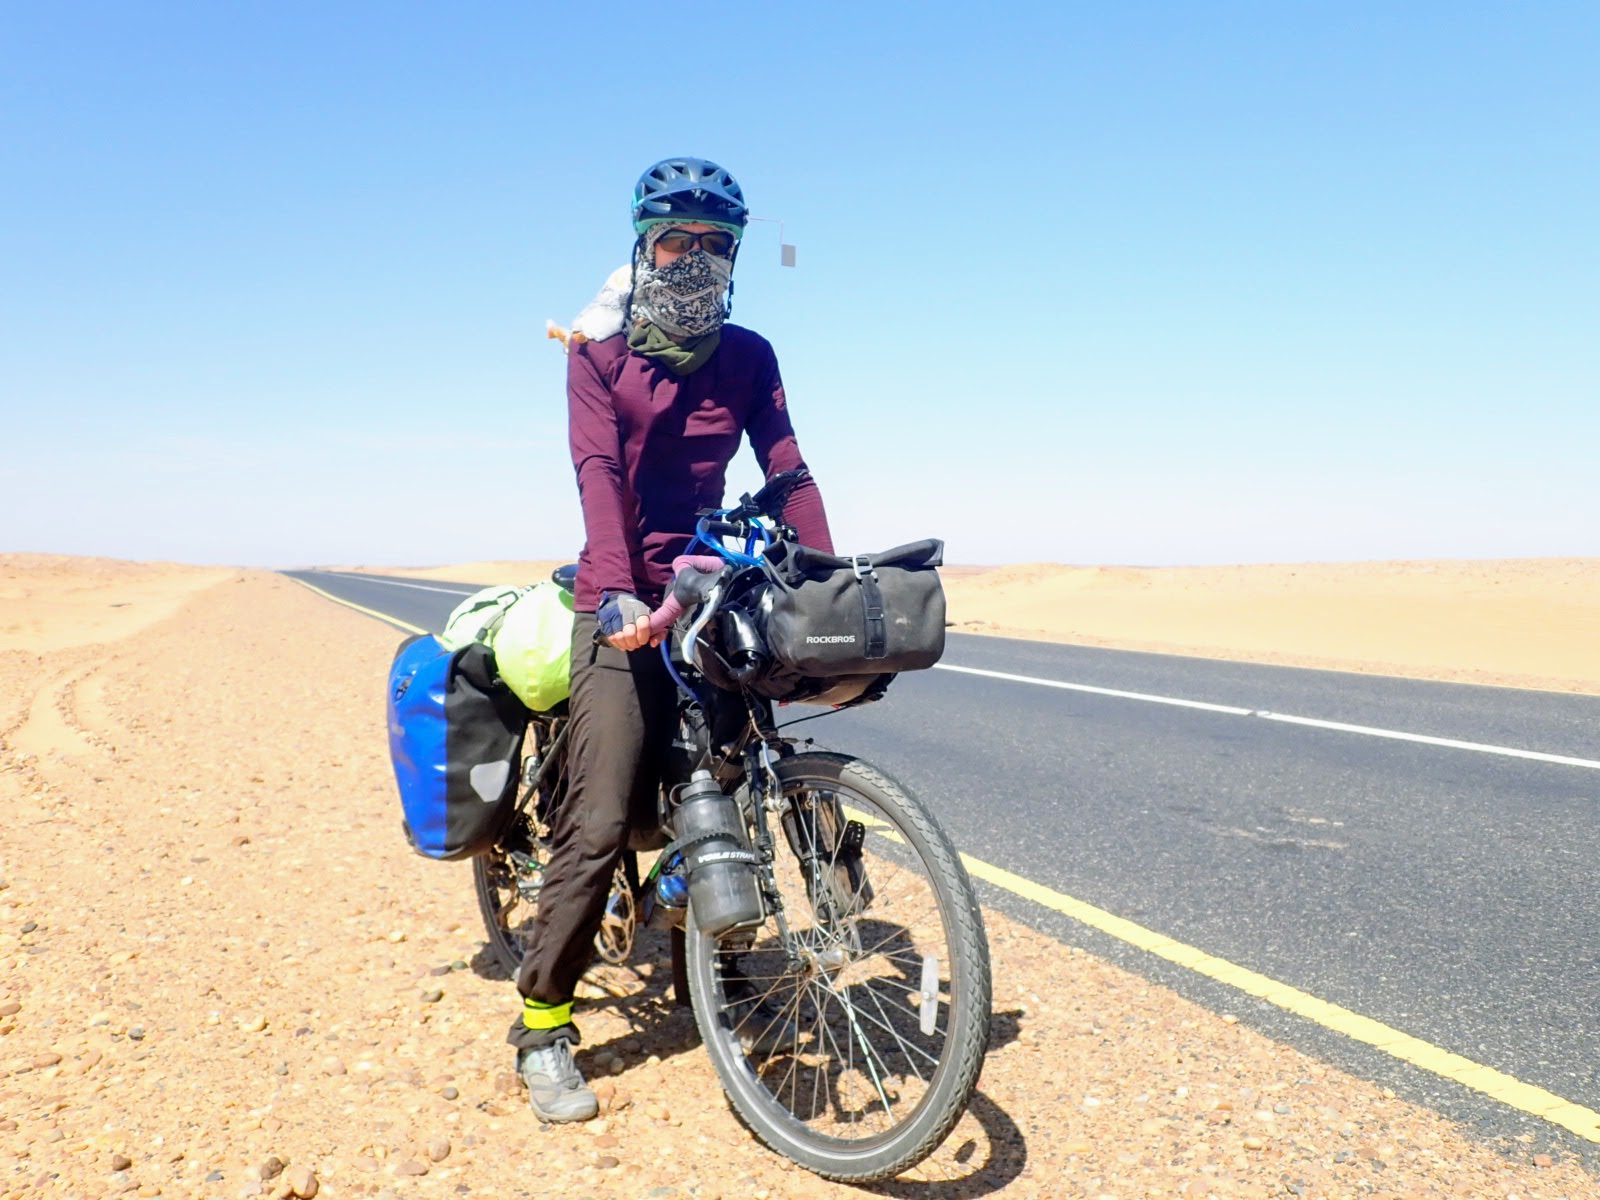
[[473, 819, 543, 978], [474, 716, 563, 977], [474, 715, 643, 977], [685, 752, 991, 1182]]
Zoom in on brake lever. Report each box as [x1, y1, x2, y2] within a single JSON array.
[[682, 583, 725, 672]]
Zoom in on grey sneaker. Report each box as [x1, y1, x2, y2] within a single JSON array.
[[516, 1038, 598, 1122]]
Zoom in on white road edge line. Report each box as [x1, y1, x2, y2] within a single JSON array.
[[309, 579, 1600, 771], [932, 664, 1252, 715], [315, 572, 479, 596], [933, 663, 1600, 771], [1254, 711, 1600, 770]]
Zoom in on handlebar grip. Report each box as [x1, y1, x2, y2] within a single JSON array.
[[649, 555, 728, 635]]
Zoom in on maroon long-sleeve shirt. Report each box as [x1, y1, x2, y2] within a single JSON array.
[[568, 324, 833, 612]]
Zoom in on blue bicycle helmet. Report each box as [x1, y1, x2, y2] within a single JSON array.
[[632, 158, 748, 232]]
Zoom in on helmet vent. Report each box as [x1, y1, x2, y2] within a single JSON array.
[[632, 157, 748, 231]]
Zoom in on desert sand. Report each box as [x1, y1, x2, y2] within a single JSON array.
[[347, 557, 1600, 695], [943, 558, 1600, 695], [1, 555, 1596, 1199]]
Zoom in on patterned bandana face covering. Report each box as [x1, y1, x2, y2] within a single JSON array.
[[630, 224, 736, 339]]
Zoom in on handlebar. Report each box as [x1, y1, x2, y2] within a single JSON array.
[[598, 543, 771, 703], [593, 554, 728, 646], [728, 467, 810, 523], [595, 481, 799, 649]]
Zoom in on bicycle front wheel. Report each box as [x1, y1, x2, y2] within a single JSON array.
[[685, 752, 991, 1182]]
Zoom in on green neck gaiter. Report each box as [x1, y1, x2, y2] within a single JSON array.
[[627, 322, 722, 376]]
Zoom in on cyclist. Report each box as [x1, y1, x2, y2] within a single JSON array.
[[509, 157, 835, 1122]]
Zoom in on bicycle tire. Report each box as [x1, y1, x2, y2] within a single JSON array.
[[474, 716, 562, 978], [472, 829, 639, 977], [473, 843, 536, 978], [685, 751, 991, 1182]]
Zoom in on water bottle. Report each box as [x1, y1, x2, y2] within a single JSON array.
[[673, 770, 764, 938]]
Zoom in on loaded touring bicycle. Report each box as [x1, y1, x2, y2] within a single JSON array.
[[389, 470, 992, 1181]]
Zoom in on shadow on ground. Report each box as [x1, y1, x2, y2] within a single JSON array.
[[474, 929, 1031, 1194]]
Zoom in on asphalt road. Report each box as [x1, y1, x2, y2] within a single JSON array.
[[287, 568, 1600, 1158]]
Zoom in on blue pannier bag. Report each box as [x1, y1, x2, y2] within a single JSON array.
[[386, 633, 528, 860]]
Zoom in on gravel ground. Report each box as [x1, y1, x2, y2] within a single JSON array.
[[1, 569, 1594, 1199]]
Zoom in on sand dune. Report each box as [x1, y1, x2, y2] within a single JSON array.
[[0, 554, 234, 655], [942, 558, 1600, 694], [341, 556, 1600, 694]]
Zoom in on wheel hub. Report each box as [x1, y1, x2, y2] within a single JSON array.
[[798, 943, 853, 978]]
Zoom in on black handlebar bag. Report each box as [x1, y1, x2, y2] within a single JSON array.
[[760, 539, 946, 676]]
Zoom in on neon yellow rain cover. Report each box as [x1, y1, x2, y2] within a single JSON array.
[[489, 581, 575, 712], [438, 585, 532, 652]]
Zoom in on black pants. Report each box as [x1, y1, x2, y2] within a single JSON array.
[[507, 612, 678, 1050]]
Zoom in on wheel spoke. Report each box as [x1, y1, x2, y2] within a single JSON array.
[[812, 990, 856, 1120], [833, 985, 895, 1118], [854, 909, 942, 961], [715, 962, 790, 1017], [851, 977, 940, 1074], [808, 984, 829, 1119]]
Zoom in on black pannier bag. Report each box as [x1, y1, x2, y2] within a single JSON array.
[[759, 539, 947, 677]]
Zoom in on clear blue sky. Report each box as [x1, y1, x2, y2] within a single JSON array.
[[4, 2, 1596, 567]]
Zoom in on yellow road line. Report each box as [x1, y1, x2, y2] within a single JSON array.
[[286, 576, 427, 635], [956, 851, 1600, 1143], [293, 585, 1600, 1145]]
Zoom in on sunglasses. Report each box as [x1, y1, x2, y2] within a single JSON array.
[[655, 228, 739, 258]]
